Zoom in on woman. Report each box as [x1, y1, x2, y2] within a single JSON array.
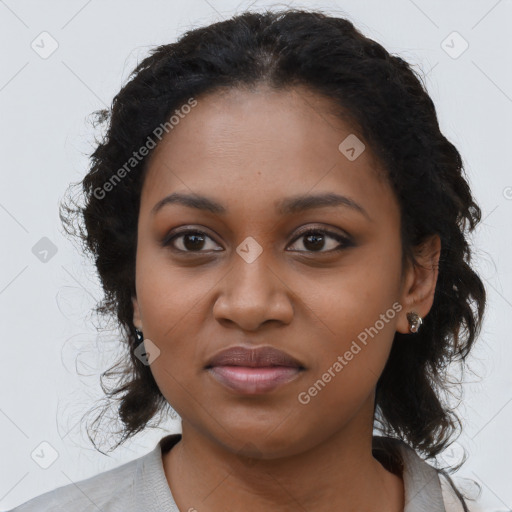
[[10, 8, 486, 512]]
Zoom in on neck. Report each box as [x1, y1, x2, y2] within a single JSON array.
[[163, 399, 404, 512]]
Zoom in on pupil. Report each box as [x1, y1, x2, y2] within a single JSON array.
[[304, 233, 324, 251], [184, 233, 205, 250]]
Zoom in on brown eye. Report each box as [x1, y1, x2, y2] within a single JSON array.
[[162, 227, 353, 254], [288, 229, 352, 253], [163, 230, 223, 252]]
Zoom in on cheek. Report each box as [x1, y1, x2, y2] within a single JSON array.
[[134, 256, 210, 399], [136, 245, 211, 334], [296, 242, 403, 406], [295, 302, 398, 435], [303, 242, 402, 342]]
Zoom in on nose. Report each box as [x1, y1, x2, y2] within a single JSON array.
[[212, 253, 294, 332]]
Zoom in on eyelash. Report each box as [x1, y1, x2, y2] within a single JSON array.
[[162, 227, 353, 254]]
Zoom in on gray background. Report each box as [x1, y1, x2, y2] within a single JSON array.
[[0, 0, 510, 510]]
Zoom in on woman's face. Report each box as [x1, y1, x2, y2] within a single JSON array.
[[132, 85, 439, 458]]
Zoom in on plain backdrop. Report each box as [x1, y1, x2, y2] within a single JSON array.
[[0, 0, 511, 510]]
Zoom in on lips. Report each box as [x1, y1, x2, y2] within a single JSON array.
[[205, 345, 305, 394], [205, 345, 305, 369]]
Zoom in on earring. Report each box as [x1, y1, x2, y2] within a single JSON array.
[[406, 312, 423, 333], [135, 328, 144, 342]]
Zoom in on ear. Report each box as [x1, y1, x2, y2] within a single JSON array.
[[132, 295, 142, 330], [396, 234, 441, 334]]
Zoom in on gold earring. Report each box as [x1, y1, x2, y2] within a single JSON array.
[[406, 311, 423, 333]]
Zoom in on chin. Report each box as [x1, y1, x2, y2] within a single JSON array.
[[205, 419, 310, 460]]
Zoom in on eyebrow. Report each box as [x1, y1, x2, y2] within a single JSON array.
[[151, 192, 371, 220]]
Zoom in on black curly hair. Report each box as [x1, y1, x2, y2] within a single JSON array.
[[60, 7, 486, 499]]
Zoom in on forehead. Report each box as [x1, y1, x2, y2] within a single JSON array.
[[141, 85, 395, 221]]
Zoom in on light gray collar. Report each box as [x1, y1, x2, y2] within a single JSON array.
[[396, 441, 447, 512], [137, 434, 447, 512]]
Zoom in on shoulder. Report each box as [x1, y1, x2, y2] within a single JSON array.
[[439, 472, 467, 512], [373, 436, 475, 512], [438, 471, 484, 512], [6, 434, 183, 512], [6, 452, 142, 512]]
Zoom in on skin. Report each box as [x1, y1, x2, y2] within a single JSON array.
[[132, 85, 441, 512]]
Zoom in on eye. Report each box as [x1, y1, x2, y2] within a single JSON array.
[[163, 229, 223, 253], [287, 228, 352, 253], [162, 227, 353, 254]]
